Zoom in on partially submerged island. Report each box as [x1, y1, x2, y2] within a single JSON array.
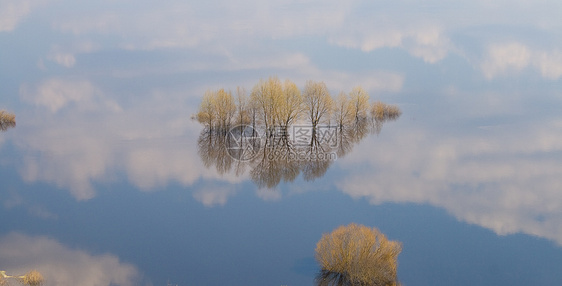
[[195, 77, 401, 133], [0, 110, 16, 132]]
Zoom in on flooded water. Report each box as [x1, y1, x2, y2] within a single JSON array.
[[2, 1, 562, 285]]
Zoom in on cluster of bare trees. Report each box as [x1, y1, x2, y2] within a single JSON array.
[[195, 77, 401, 133], [0, 110, 16, 132], [195, 77, 402, 189], [315, 223, 402, 286], [0, 270, 44, 286]]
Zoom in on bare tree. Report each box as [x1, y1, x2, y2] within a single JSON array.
[[332, 91, 353, 129], [302, 80, 333, 129], [195, 91, 216, 129], [250, 77, 283, 134], [195, 89, 236, 132], [349, 86, 370, 124], [277, 79, 303, 130], [234, 86, 250, 126], [214, 88, 236, 131], [196, 79, 401, 133]]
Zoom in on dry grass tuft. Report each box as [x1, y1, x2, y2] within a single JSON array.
[[19, 270, 44, 286], [315, 223, 402, 286], [0, 110, 16, 131]]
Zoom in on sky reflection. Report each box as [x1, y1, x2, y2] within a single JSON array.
[[2, 0, 562, 285], [337, 115, 562, 245]]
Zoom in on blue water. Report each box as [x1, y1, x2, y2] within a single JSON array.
[[2, 1, 562, 285]]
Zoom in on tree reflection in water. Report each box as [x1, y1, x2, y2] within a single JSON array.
[[197, 113, 400, 189]]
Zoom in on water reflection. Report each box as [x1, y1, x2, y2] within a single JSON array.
[[0, 269, 44, 286], [197, 114, 400, 189], [0, 233, 141, 286], [336, 117, 562, 246], [316, 270, 400, 286]]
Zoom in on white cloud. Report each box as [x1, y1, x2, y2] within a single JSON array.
[[44, 41, 100, 68], [44, 0, 453, 64], [331, 30, 402, 52], [193, 185, 237, 207], [124, 145, 202, 190], [481, 43, 562, 80], [0, 0, 32, 32], [3, 0, 560, 80], [329, 25, 451, 63], [103, 47, 404, 95], [481, 43, 531, 79], [2, 192, 58, 220], [18, 131, 112, 200], [406, 28, 451, 63], [0, 232, 141, 286], [255, 187, 282, 201], [19, 79, 120, 113], [225, 52, 311, 71], [535, 50, 562, 79], [48, 53, 76, 67], [51, 0, 353, 48], [13, 79, 247, 201], [317, 70, 404, 94]]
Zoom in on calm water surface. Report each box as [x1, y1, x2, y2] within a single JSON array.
[[2, 1, 562, 285]]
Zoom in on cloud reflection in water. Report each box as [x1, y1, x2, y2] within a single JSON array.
[[0, 233, 141, 286], [337, 118, 562, 245]]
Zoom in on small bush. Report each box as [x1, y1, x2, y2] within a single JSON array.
[[370, 102, 401, 122], [0, 110, 16, 131], [371, 102, 387, 121], [315, 223, 402, 286]]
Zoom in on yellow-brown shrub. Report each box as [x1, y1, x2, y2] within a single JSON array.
[[315, 223, 402, 286], [370, 102, 401, 122], [0, 110, 16, 131], [19, 270, 44, 286]]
